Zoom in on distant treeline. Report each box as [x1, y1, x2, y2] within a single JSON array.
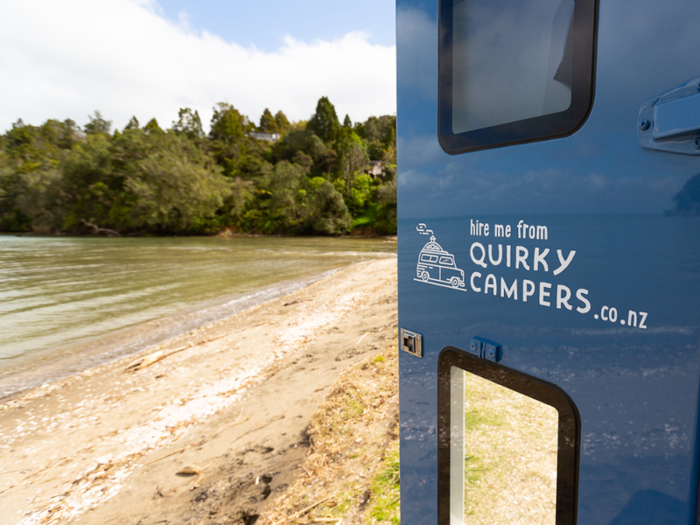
[[0, 97, 396, 236]]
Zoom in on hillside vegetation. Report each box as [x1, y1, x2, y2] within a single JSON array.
[[0, 98, 396, 236]]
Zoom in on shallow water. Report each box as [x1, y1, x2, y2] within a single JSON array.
[[0, 235, 396, 398]]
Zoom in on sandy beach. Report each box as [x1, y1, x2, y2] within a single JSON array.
[[0, 257, 398, 524]]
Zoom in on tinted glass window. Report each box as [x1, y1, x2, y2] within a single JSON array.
[[438, 0, 597, 154], [452, 0, 573, 133]]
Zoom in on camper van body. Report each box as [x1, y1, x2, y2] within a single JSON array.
[[397, 0, 700, 524]]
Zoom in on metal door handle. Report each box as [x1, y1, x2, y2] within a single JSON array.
[[638, 76, 700, 155]]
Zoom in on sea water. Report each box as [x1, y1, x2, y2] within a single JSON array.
[[0, 235, 396, 398]]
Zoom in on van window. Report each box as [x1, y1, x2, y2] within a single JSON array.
[[439, 256, 454, 265], [438, 0, 597, 154], [421, 254, 438, 263], [438, 347, 580, 524]]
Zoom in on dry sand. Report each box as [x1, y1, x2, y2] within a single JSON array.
[[0, 257, 398, 525]]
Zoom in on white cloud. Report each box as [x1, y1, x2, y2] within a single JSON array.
[[0, 0, 396, 132]]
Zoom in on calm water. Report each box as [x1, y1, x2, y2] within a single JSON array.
[[0, 235, 396, 398]]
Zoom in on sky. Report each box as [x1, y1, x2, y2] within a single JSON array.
[[0, 0, 396, 134]]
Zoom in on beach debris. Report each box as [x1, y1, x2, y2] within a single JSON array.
[[283, 298, 309, 307], [125, 350, 167, 371], [80, 219, 121, 237], [177, 463, 208, 490], [271, 495, 335, 525]]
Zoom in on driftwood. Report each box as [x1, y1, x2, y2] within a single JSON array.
[[80, 219, 121, 237], [283, 298, 310, 307], [272, 496, 335, 525], [125, 346, 190, 372]]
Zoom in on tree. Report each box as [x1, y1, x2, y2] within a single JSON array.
[[172, 108, 204, 139], [335, 131, 368, 195], [259, 108, 279, 133], [343, 114, 352, 128], [307, 97, 340, 144], [60, 133, 116, 231], [124, 117, 140, 131], [84, 111, 112, 137], [209, 103, 246, 144], [274, 130, 325, 163], [308, 179, 351, 234], [123, 133, 231, 232], [208, 103, 257, 178], [362, 115, 396, 160], [144, 118, 164, 135], [375, 178, 397, 234], [262, 160, 308, 232], [274, 111, 291, 133]]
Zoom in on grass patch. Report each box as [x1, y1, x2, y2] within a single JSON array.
[[261, 332, 400, 525], [368, 441, 401, 524]]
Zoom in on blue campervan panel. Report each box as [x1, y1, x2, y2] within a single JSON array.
[[397, 0, 700, 523]]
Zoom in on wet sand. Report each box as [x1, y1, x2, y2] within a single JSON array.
[[0, 257, 397, 524]]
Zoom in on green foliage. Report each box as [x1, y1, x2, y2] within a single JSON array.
[[363, 115, 396, 160], [144, 118, 164, 135], [172, 108, 204, 140], [274, 110, 291, 133], [120, 133, 230, 232], [124, 116, 140, 131], [0, 105, 398, 236], [209, 102, 246, 143], [345, 173, 375, 216], [374, 178, 397, 234], [308, 179, 351, 234], [307, 96, 340, 144], [84, 111, 112, 137], [258, 108, 279, 133], [335, 130, 369, 197]]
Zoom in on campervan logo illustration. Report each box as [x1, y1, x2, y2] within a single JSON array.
[[415, 224, 466, 291]]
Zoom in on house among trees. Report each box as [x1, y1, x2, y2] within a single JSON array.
[[367, 160, 385, 178], [248, 132, 281, 142]]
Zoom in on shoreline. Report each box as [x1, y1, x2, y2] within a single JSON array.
[[0, 268, 341, 402], [0, 234, 396, 401], [1, 231, 398, 239], [0, 257, 398, 524]]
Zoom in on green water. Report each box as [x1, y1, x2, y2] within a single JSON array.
[[0, 235, 396, 397]]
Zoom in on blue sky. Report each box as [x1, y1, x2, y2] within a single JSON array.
[[0, 0, 397, 133], [157, 0, 396, 51]]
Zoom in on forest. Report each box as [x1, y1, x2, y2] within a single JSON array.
[[0, 97, 396, 236]]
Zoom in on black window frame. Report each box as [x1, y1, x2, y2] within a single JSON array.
[[437, 345, 581, 524], [438, 0, 598, 155]]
